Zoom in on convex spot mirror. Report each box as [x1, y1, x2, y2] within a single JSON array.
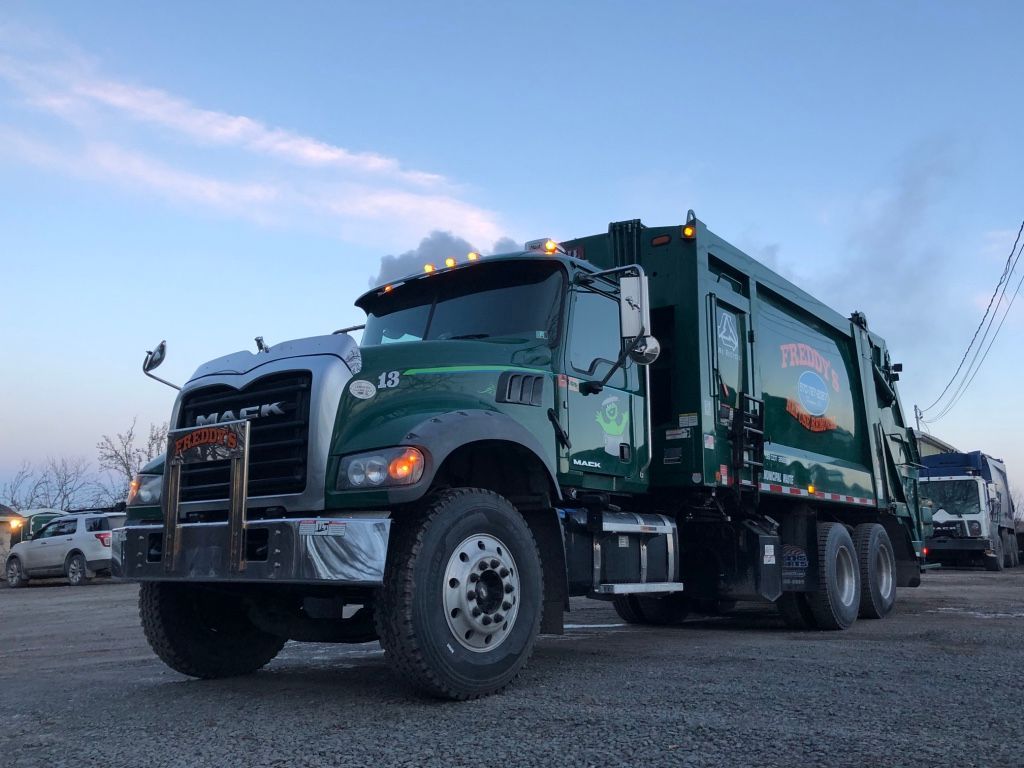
[[618, 275, 660, 366], [143, 340, 167, 372]]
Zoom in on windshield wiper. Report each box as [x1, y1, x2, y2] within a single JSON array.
[[447, 333, 492, 340]]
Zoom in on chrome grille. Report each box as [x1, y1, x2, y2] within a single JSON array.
[[176, 371, 312, 501]]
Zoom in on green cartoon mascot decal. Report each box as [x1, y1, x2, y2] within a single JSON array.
[[595, 395, 629, 456]]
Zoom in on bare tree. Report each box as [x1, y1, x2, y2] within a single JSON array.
[[0, 457, 101, 510], [96, 418, 168, 503]]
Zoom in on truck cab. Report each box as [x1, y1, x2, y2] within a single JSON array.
[[921, 452, 1018, 570]]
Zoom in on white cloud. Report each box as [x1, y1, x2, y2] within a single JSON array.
[[0, 32, 506, 246]]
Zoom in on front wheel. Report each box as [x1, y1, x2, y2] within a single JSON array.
[[985, 535, 1005, 572], [375, 488, 543, 700], [5, 557, 28, 588], [139, 582, 286, 678]]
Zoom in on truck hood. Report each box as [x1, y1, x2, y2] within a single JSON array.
[[330, 339, 554, 458]]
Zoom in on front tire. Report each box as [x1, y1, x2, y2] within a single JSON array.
[[5, 557, 28, 588], [139, 582, 286, 679], [375, 488, 543, 700], [985, 535, 1005, 572], [807, 522, 860, 630], [854, 523, 896, 619]]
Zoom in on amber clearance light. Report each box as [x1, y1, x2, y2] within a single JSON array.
[[682, 224, 696, 239], [388, 448, 424, 482]]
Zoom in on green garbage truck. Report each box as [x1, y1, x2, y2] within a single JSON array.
[[115, 213, 928, 699]]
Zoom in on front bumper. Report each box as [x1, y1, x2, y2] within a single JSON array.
[[112, 516, 390, 584], [926, 537, 991, 554]]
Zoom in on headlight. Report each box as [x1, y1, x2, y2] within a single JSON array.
[[968, 521, 982, 537], [127, 473, 163, 506], [337, 447, 424, 490]]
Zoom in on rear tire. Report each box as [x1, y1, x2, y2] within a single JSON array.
[[853, 523, 896, 619], [66, 553, 89, 586], [139, 582, 285, 678], [777, 592, 816, 629], [613, 593, 689, 625], [5, 557, 28, 588], [375, 488, 543, 700], [807, 522, 860, 630]]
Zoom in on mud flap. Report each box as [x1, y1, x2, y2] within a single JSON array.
[[896, 559, 921, 588]]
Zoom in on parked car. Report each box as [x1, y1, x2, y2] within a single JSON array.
[[5, 512, 127, 587]]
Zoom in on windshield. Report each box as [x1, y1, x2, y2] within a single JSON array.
[[361, 261, 564, 346], [921, 479, 982, 516]]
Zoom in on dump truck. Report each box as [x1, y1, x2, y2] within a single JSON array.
[[114, 213, 928, 699], [921, 451, 1018, 569]]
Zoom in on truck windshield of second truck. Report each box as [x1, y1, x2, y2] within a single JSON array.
[[922, 480, 982, 516], [362, 261, 564, 346]]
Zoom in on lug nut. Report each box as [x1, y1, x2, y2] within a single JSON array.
[[502, 601, 512, 611], [499, 567, 509, 577], [469, 572, 479, 582], [481, 615, 493, 626], [479, 562, 489, 571], [490, 559, 500, 569], [493, 613, 504, 623], [504, 584, 515, 594], [467, 591, 476, 601], [472, 607, 482, 617]]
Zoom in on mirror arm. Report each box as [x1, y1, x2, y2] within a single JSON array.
[[580, 330, 645, 396], [143, 367, 181, 391]]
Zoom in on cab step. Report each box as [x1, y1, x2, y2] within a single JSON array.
[[594, 582, 685, 595]]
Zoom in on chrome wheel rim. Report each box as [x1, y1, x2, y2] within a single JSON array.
[[443, 533, 520, 653], [836, 546, 857, 607], [68, 558, 83, 583], [876, 545, 894, 600], [7, 561, 19, 583]]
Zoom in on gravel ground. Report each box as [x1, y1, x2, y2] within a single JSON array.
[[1, 568, 1022, 768]]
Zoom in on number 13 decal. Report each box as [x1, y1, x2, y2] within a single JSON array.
[[378, 370, 400, 388]]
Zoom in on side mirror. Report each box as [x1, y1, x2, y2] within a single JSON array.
[[619, 275, 660, 366], [143, 340, 167, 373], [141, 340, 181, 391]]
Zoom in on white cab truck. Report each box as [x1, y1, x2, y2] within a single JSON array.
[[921, 452, 1018, 570]]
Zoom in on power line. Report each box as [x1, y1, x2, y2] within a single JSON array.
[[919, 220, 1024, 415], [926, 251, 1024, 423], [925, 232, 1024, 421]]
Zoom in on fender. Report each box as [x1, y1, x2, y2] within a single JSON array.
[[383, 408, 561, 505]]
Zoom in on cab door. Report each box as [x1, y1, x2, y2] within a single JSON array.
[[709, 294, 754, 487], [563, 289, 641, 483]]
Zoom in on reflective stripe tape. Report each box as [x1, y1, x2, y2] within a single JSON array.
[[758, 482, 876, 507]]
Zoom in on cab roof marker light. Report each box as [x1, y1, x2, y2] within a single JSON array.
[[524, 238, 566, 254], [445, 257, 457, 268], [467, 251, 480, 261], [423, 263, 435, 273]]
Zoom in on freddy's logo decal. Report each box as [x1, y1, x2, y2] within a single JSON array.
[[780, 343, 839, 432], [174, 426, 238, 456]]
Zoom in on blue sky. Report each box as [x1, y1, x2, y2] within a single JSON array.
[[1, 2, 1022, 488]]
